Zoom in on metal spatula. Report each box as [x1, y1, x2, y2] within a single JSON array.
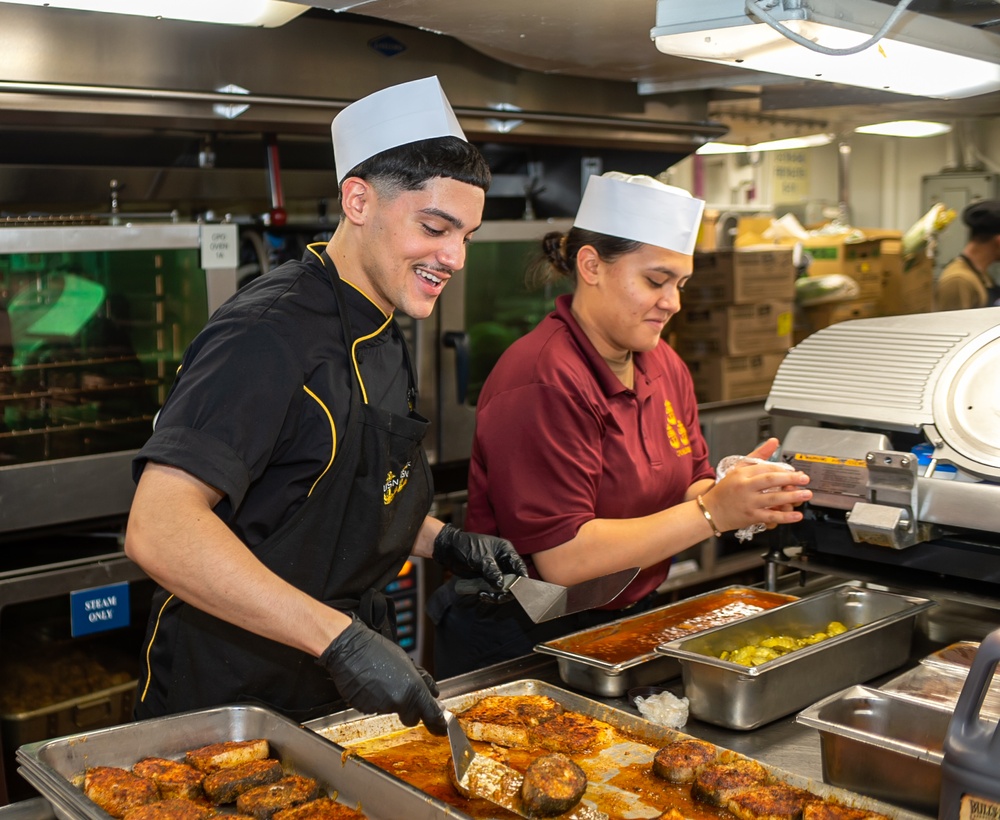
[[456, 566, 640, 623], [443, 709, 607, 819]]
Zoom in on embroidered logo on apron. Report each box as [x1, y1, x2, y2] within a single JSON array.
[[383, 461, 412, 505]]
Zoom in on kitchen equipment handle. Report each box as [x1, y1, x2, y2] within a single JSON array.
[[455, 574, 518, 597], [73, 696, 114, 729], [442, 330, 469, 404]]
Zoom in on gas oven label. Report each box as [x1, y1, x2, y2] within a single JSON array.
[[200, 224, 239, 269], [788, 452, 868, 497], [70, 581, 130, 637]]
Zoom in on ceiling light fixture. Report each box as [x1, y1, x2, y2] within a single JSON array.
[[0, 0, 308, 26], [697, 132, 834, 155], [854, 120, 952, 138], [651, 0, 1000, 99]]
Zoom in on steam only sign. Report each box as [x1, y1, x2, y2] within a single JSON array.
[[70, 582, 130, 637]]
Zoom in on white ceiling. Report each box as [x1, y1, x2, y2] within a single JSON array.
[[306, 0, 1000, 143]]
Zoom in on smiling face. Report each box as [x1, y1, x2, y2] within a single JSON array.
[[348, 175, 485, 319], [573, 242, 693, 359]]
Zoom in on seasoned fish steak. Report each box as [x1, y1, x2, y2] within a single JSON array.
[[458, 695, 564, 747], [132, 758, 205, 800], [691, 758, 769, 806], [84, 766, 160, 818], [651, 738, 719, 784], [520, 752, 587, 817], [273, 797, 366, 820], [235, 775, 323, 820], [203, 758, 284, 804], [528, 712, 616, 754], [725, 782, 814, 820], [803, 801, 889, 820], [123, 798, 214, 820], [186, 739, 270, 774]]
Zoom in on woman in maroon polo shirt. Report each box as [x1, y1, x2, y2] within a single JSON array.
[[429, 172, 811, 677]]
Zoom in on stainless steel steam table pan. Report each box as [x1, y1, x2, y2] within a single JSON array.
[[306, 678, 928, 820], [533, 585, 798, 697], [16, 704, 458, 820], [797, 684, 949, 815], [655, 584, 935, 730]]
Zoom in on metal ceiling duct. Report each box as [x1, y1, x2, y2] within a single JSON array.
[[0, 6, 727, 218]]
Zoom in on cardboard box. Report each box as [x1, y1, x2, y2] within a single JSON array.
[[803, 235, 882, 281], [687, 246, 796, 305], [801, 298, 880, 334], [674, 300, 794, 356], [879, 247, 934, 315], [686, 353, 786, 403]]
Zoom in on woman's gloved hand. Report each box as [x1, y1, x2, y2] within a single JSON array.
[[432, 524, 528, 601], [317, 615, 447, 735]]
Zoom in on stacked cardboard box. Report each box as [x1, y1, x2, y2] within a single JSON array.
[[674, 246, 796, 403], [797, 234, 884, 334]]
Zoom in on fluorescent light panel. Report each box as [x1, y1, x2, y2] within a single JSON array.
[[854, 120, 952, 137], [652, 0, 1000, 99], [0, 0, 308, 26], [697, 132, 833, 154]]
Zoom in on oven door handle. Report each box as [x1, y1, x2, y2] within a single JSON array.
[[442, 330, 469, 404]]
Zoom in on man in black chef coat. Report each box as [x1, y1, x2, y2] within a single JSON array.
[[124, 76, 526, 730]]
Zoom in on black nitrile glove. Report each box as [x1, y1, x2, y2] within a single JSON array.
[[318, 615, 446, 735], [433, 524, 528, 601]]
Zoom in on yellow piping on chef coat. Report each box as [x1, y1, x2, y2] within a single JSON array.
[[140, 593, 175, 703], [303, 386, 337, 496]]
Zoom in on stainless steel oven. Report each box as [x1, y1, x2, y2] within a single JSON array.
[[406, 218, 573, 468]]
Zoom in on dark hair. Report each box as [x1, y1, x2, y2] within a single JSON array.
[[339, 136, 491, 199], [526, 227, 643, 289], [962, 199, 1000, 242]]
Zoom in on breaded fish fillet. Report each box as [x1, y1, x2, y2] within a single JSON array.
[[203, 758, 284, 804], [84, 766, 160, 818], [651, 738, 719, 784], [691, 758, 769, 806], [186, 739, 270, 774], [132, 758, 205, 800], [458, 695, 564, 747], [235, 775, 323, 820]]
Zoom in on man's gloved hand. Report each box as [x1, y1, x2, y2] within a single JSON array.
[[433, 524, 528, 602], [318, 615, 447, 735]]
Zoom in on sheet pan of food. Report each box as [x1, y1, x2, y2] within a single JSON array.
[[306, 678, 929, 820], [16, 704, 457, 820]]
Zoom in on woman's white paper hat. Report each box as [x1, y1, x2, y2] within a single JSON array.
[[573, 172, 706, 255], [331, 76, 466, 183]]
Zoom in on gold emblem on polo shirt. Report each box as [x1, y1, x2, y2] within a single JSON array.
[[383, 461, 412, 505], [664, 400, 692, 457]]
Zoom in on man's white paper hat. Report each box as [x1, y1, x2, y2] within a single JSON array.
[[331, 76, 466, 183], [573, 172, 706, 255]]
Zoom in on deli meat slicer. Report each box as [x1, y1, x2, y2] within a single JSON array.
[[765, 308, 1000, 594]]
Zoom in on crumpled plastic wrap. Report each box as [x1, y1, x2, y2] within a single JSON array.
[[715, 455, 796, 543], [634, 691, 689, 728]]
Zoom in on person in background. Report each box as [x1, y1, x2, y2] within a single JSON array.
[[124, 77, 526, 729], [935, 199, 1000, 310], [430, 172, 811, 677]]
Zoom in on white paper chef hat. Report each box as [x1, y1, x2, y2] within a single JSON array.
[[573, 172, 706, 255], [331, 76, 467, 183]]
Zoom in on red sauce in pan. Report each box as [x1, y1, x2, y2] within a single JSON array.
[[547, 589, 796, 665]]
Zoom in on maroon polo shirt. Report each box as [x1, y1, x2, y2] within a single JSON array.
[[465, 294, 715, 606]]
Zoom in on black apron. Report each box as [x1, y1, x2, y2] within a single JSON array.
[[136, 251, 432, 722]]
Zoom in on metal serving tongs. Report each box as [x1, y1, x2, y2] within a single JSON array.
[[443, 708, 608, 819]]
